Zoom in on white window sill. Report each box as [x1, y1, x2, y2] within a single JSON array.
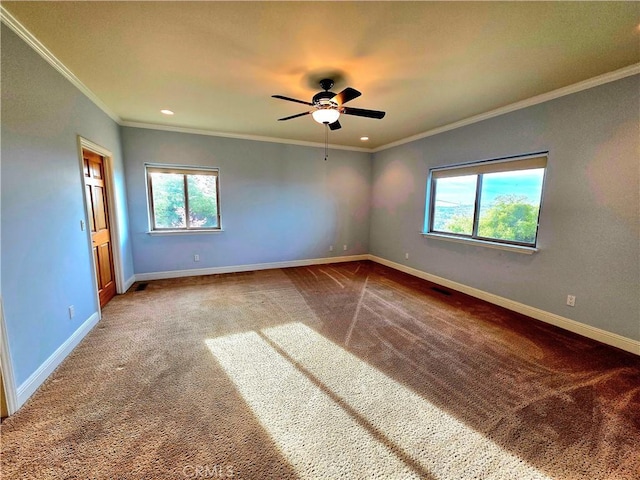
[[422, 232, 537, 254], [148, 229, 224, 236]]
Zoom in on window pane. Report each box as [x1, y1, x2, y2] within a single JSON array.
[[151, 172, 186, 228], [432, 175, 477, 235], [187, 174, 219, 228], [477, 168, 544, 244]]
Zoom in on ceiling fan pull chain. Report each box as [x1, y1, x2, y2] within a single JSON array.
[[325, 124, 329, 161]]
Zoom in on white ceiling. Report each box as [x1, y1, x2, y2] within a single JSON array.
[[3, 1, 639, 149]]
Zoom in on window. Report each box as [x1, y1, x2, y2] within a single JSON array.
[[425, 153, 547, 248], [146, 165, 221, 232]]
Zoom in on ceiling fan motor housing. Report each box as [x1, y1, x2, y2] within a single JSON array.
[[313, 79, 340, 108], [313, 91, 337, 107]]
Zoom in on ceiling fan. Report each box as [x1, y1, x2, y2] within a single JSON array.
[[272, 79, 385, 130]]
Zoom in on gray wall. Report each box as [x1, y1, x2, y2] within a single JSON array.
[[122, 127, 371, 274], [1, 26, 134, 386], [370, 75, 640, 341], [2, 18, 637, 402]]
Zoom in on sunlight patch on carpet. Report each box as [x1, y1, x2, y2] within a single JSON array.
[[205, 331, 420, 479], [207, 323, 552, 479]]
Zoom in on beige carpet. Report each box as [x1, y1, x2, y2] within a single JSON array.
[[1, 261, 639, 479]]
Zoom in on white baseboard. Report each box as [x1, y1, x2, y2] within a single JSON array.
[[134, 254, 370, 282], [134, 253, 638, 355], [16, 311, 100, 409], [7, 254, 637, 417], [122, 274, 136, 293], [369, 255, 640, 356], [0, 297, 19, 415], [7, 255, 635, 417]]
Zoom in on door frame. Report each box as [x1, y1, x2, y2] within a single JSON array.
[[0, 138, 125, 417], [0, 297, 18, 416], [78, 137, 125, 307]]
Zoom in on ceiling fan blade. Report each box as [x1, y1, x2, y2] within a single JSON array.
[[342, 106, 386, 119], [272, 95, 313, 106], [277, 111, 311, 121], [331, 87, 361, 106], [329, 120, 342, 131]]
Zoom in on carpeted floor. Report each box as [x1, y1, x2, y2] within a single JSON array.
[[1, 261, 639, 479]]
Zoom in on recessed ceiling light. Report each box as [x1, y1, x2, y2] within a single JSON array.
[[360, 136, 369, 141], [160, 109, 174, 115]]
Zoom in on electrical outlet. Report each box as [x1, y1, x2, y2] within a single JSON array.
[[566, 295, 576, 307], [329, 245, 334, 252], [194, 254, 200, 262], [343, 244, 347, 251], [405, 253, 409, 260], [68, 305, 75, 319]]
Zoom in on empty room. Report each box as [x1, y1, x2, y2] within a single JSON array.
[[1, 2, 639, 479]]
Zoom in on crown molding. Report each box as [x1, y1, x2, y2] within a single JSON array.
[[3, 6, 637, 154], [119, 121, 372, 153], [0, 6, 121, 124], [372, 63, 640, 153]]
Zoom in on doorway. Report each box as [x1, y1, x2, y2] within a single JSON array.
[[1, 371, 8, 419], [82, 148, 116, 307]]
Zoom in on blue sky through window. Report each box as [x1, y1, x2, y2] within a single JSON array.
[[434, 175, 477, 207], [481, 169, 544, 205], [435, 169, 544, 208]]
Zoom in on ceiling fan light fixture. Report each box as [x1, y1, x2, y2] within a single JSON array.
[[312, 108, 340, 125]]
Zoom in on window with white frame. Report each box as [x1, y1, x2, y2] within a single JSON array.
[[425, 153, 547, 248], [146, 165, 221, 232]]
